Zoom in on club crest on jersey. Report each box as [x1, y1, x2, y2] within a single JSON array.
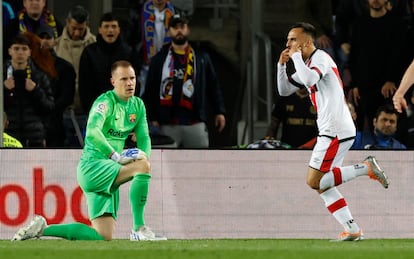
[[129, 114, 136, 123], [95, 103, 107, 114]]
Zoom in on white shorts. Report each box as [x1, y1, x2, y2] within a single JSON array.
[[309, 135, 354, 173]]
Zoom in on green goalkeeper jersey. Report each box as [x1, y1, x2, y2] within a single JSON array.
[[81, 90, 151, 160]]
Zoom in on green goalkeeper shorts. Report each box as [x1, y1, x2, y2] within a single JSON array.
[[77, 156, 122, 220]]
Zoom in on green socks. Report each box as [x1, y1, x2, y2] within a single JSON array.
[[129, 173, 151, 231], [42, 174, 151, 239], [43, 222, 104, 240]]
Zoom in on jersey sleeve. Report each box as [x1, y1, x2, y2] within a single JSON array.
[[291, 52, 326, 87], [134, 99, 152, 158], [277, 63, 301, 96], [85, 97, 115, 157]]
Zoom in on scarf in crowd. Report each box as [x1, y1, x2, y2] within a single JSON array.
[[7, 62, 31, 79], [18, 8, 58, 38], [160, 46, 196, 110], [142, 0, 175, 64]]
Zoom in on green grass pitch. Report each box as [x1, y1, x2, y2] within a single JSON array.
[[1, 239, 414, 259]]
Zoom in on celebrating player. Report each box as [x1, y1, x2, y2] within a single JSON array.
[[12, 60, 166, 241], [277, 22, 389, 241]]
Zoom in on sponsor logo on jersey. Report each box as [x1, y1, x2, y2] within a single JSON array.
[[129, 114, 136, 123], [107, 128, 128, 138], [95, 103, 107, 114]]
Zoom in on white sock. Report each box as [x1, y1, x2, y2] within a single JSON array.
[[320, 187, 360, 233], [320, 163, 369, 190], [355, 162, 369, 176]]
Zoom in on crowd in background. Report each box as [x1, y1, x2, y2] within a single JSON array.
[[2, 0, 226, 149], [3, 0, 414, 149]]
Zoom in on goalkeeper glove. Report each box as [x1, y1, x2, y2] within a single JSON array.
[[110, 148, 147, 165], [119, 148, 147, 165]]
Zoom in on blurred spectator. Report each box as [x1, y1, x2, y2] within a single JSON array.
[[143, 14, 226, 148], [55, 5, 96, 113], [264, 88, 317, 148], [79, 12, 139, 113], [352, 104, 406, 149], [54, 5, 96, 147], [334, 0, 412, 80], [349, 0, 408, 132], [334, 0, 368, 78], [2, 112, 23, 148], [3, 34, 55, 147], [25, 29, 76, 147], [4, 0, 62, 61], [138, 0, 177, 96]]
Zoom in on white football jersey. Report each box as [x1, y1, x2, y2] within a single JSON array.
[[277, 50, 355, 140]]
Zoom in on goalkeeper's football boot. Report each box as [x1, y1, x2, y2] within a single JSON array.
[[364, 156, 389, 188], [130, 226, 167, 241], [337, 229, 364, 241], [11, 215, 47, 241]]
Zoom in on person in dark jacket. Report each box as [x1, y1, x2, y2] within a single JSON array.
[[3, 34, 55, 147], [78, 12, 139, 113], [143, 14, 226, 148], [349, 0, 408, 132]]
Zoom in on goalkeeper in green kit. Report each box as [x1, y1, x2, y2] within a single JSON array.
[[12, 60, 166, 241]]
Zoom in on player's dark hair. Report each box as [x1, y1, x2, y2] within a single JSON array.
[[111, 60, 132, 74], [67, 5, 90, 23], [291, 22, 316, 40]]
